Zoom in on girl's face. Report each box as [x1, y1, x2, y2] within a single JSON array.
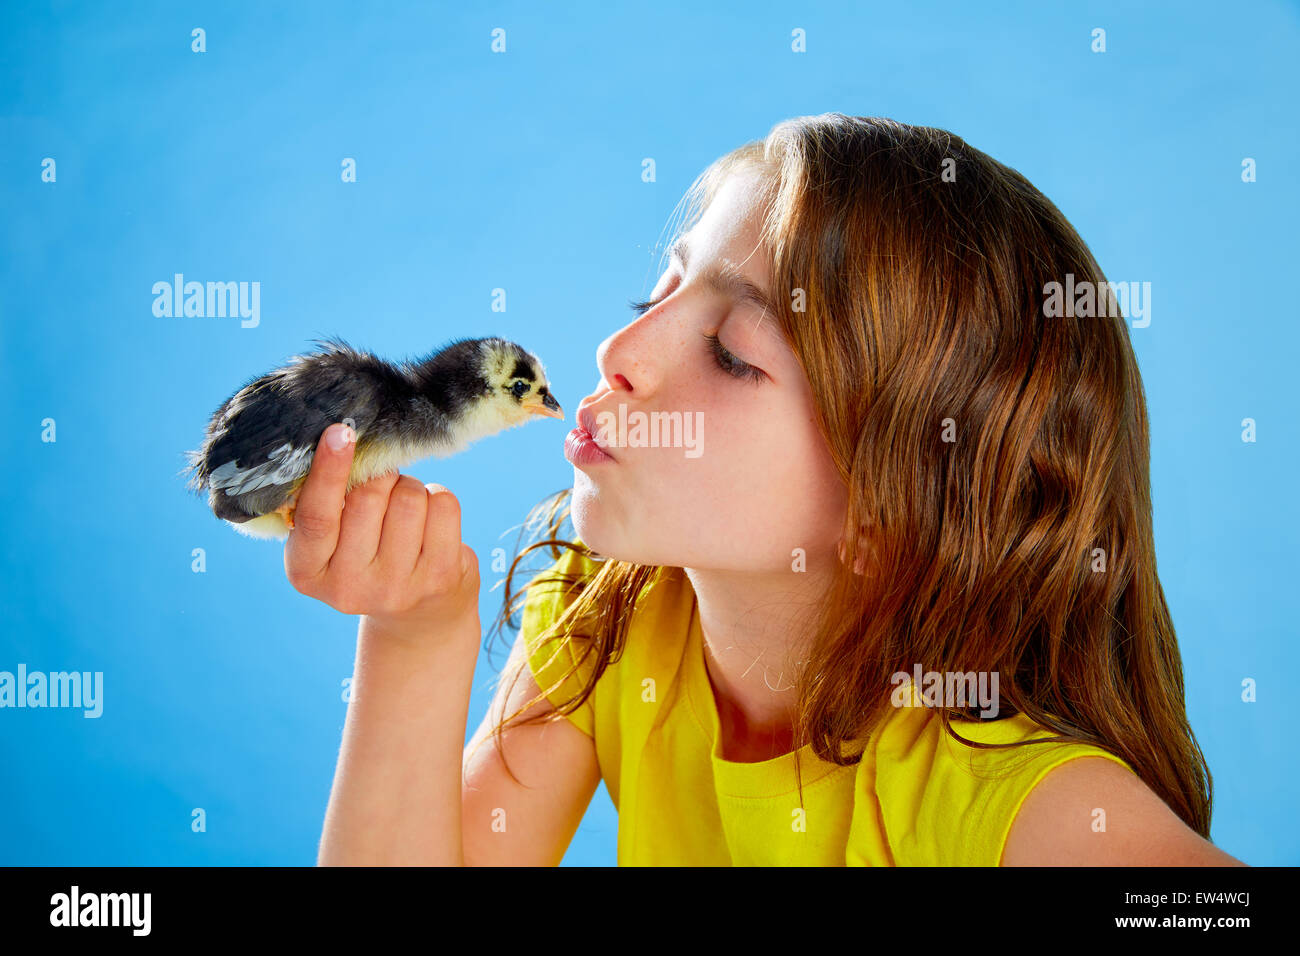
[[570, 167, 848, 574]]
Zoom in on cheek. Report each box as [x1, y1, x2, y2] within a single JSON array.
[[574, 383, 846, 566], [668, 399, 843, 550], [735, 402, 845, 536]]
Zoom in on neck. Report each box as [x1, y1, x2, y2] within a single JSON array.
[[682, 563, 834, 761]]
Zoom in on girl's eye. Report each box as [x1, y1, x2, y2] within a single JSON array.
[[702, 331, 765, 384], [626, 288, 765, 385], [627, 270, 679, 317]]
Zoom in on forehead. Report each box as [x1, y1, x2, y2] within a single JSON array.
[[668, 170, 785, 343], [681, 169, 771, 275]]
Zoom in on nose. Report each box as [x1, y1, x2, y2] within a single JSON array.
[[596, 313, 669, 398]]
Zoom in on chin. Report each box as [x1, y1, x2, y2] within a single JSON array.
[[569, 489, 635, 562], [570, 478, 703, 568], [568, 486, 606, 550]]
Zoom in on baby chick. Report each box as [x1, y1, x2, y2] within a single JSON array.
[[182, 335, 563, 539]]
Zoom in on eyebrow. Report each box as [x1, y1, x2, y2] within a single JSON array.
[[668, 236, 784, 334]]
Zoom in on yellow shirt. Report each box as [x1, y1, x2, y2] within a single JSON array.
[[522, 544, 1134, 866]]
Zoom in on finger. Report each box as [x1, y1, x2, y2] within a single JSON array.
[[285, 423, 356, 582], [333, 469, 402, 574], [374, 475, 429, 582], [413, 483, 463, 587]]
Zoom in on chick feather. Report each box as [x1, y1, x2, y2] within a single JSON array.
[[182, 335, 563, 539]]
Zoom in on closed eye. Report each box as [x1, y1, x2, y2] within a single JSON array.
[[628, 297, 660, 317], [628, 292, 766, 385], [702, 331, 765, 384], [631, 300, 764, 387]]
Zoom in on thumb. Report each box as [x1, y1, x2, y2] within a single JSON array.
[[291, 422, 356, 540], [322, 421, 356, 458], [315, 422, 357, 482]]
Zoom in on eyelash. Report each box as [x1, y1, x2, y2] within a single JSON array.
[[702, 332, 765, 384], [627, 296, 766, 384]]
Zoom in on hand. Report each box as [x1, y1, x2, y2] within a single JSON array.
[[284, 422, 481, 635]]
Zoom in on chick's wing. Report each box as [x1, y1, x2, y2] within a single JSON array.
[[186, 342, 403, 522]]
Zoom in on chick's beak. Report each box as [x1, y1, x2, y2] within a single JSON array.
[[524, 389, 565, 420]]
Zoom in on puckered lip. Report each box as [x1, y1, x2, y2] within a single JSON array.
[[577, 402, 617, 459]]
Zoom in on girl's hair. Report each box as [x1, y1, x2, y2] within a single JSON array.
[[480, 113, 1211, 839]]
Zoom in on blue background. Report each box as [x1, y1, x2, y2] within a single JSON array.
[[1, 0, 1295, 866]]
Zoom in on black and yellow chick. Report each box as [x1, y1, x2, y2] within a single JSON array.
[[182, 335, 564, 539]]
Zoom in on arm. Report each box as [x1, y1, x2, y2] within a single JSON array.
[[318, 612, 479, 866], [461, 626, 601, 866], [1001, 756, 1247, 866], [282, 422, 484, 866]]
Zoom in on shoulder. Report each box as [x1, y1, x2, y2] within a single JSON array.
[[520, 544, 693, 675], [866, 697, 1215, 866], [518, 543, 606, 736], [520, 542, 603, 625], [517, 543, 694, 735], [1001, 755, 1245, 866], [519, 541, 609, 666]]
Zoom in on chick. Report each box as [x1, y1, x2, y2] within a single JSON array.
[[182, 335, 563, 539]]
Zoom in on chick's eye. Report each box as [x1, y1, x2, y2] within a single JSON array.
[[511, 380, 529, 398]]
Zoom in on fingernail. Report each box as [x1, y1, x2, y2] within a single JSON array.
[[327, 424, 354, 450]]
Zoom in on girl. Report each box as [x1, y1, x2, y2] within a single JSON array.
[[298, 114, 1244, 866]]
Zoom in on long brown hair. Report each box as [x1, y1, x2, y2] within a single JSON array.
[[481, 114, 1211, 839]]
